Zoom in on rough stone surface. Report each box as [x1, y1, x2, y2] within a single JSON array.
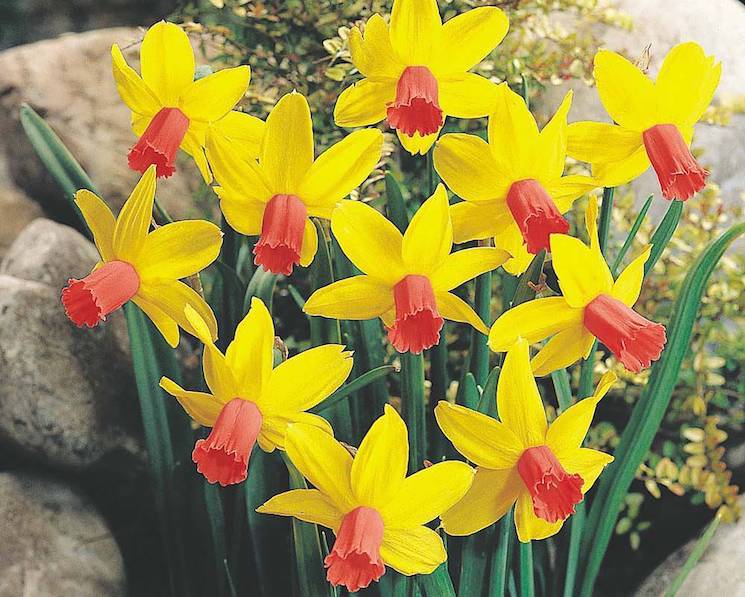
[[0, 186, 43, 259], [635, 496, 745, 596], [0, 471, 125, 596], [0, 27, 209, 219]]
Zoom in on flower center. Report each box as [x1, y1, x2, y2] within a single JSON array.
[[324, 506, 385, 592], [128, 107, 190, 178], [61, 260, 140, 327], [642, 123, 708, 201], [517, 445, 584, 524], [583, 293, 667, 373], [192, 398, 263, 486], [505, 179, 569, 254], [253, 194, 308, 276], [388, 274, 444, 354], [386, 66, 443, 136]]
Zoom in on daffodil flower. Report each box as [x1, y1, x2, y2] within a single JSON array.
[[434, 83, 598, 274], [436, 338, 616, 542], [335, 0, 508, 155], [489, 197, 667, 375], [567, 42, 721, 201], [160, 298, 353, 486], [206, 91, 383, 276], [258, 405, 473, 591], [112, 21, 263, 181], [303, 185, 509, 354], [61, 166, 221, 348]]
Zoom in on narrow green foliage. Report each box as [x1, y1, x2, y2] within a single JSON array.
[[611, 195, 654, 276], [401, 352, 426, 473], [244, 266, 277, 313], [511, 251, 545, 308], [459, 372, 480, 411], [211, 261, 248, 350], [311, 365, 396, 414], [645, 200, 684, 275], [470, 269, 493, 385], [420, 562, 457, 597], [204, 481, 229, 597], [386, 172, 409, 233], [489, 511, 514, 597], [664, 515, 721, 597], [519, 542, 535, 597]]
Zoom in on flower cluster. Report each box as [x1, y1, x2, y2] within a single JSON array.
[[60, 1, 720, 592]]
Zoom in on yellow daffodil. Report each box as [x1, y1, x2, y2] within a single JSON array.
[[258, 405, 473, 591], [489, 197, 666, 375], [206, 91, 383, 275], [435, 83, 598, 274], [335, 0, 508, 155], [303, 185, 509, 353], [160, 298, 353, 486], [112, 21, 263, 182], [567, 42, 721, 201], [61, 166, 221, 348], [436, 338, 616, 542]]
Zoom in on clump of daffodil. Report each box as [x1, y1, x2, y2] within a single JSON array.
[[112, 21, 263, 182], [489, 196, 666, 375], [434, 82, 598, 274], [258, 405, 474, 591], [335, 0, 508, 155], [206, 91, 383, 276], [160, 298, 353, 486], [567, 42, 721, 201], [303, 184, 509, 354], [436, 338, 616, 542], [61, 166, 221, 348]]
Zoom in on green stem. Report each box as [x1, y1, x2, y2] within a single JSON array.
[[488, 509, 514, 597], [519, 542, 535, 597], [611, 195, 653, 276], [469, 266, 492, 386], [401, 352, 426, 473]]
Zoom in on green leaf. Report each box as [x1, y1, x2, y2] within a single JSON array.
[[664, 515, 720, 597], [477, 366, 500, 419], [203, 481, 229, 597], [645, 200, 684, 276], [311, 365, 397, 414], [550, 368, 573, 412], [578, 220, 745, 597], [488, 510, 514, 597], [519, 541, 535, 597], [244, 265, 277, 313], [510, 250, 545, 308], [611, 195, 654, 276], [385, 171, 409, 234], [401, 352, 426, 473], [420, 562, 456, 597], [210, 261, 248, 350], [458, 372, 480, 411]]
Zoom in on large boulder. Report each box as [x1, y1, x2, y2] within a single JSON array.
[[0, 27, 211, 219], [635, 496, 745, 595], [0, 186, 43, 259], [0, 471, 125, 596]]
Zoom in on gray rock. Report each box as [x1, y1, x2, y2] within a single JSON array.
[[0, 274, 139, 468], [0, 27, 209, 219], [635, 496, 745, 596], [0, 471, 125, 596], [0, 186, 43, 259]]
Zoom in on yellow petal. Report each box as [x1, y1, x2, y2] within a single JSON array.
[[261, 92, 314, 194], [488, 296, 582, 351], [208, 111, 265, 161], [439, 73, 500, 118], [593, 49, 655, 132], [497, 339, 547, 448], [180, 66, 250, 122], [304, 276, 394, 320], [440, 467, 520, 536], [430, 247, 509, 292], [612, 244, 651, 306], [351, 404, 408, 507], [75, 190, 116, 262], [435, 291, 488, 335], [546, 371, 616, 458], [260, 411, 333, 452], [285, 423, 356, 512], [514, 491, 563, 542], [331, 201, 405, 284], [380, 526, 446, 576], [256, 488, 343, 531], [488, 83, 539, 180], [349, 14, 404, 79], [536, 91, 572, 182], [396, 129, 439, 155], [262, 345, 352, 413], [226, 297, 274, 399], [334, 79, 394, 128], [592, 145, 650, 188], [550, 235, 612, 309], [433, 7, 508, 74], [111, 44, 160, 117], [216, 189, 266, 236], [566, 121, 643, 164], [451, 201, 511, 244], [140, 21, 195, 106], [131, 296, 179, 348], [298, 219, 318, 268], [402, 184, 452, 274], [560, 447, 614, 493], [382, 460, 474, 529], [434, 133, 510, 203], [494, 222, 533, 276], [181, 128, 212, 184], [389, 0, 441, 64], [136, 220, 222, 281], [112, 166, 157, 262], [298, 128, 383, 209], [545, 175, 599, 213], [159, 377, 226, 426], [531, 325, 596, 377], [434, 401, 523, 468], [205, 133, 273, 202]]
